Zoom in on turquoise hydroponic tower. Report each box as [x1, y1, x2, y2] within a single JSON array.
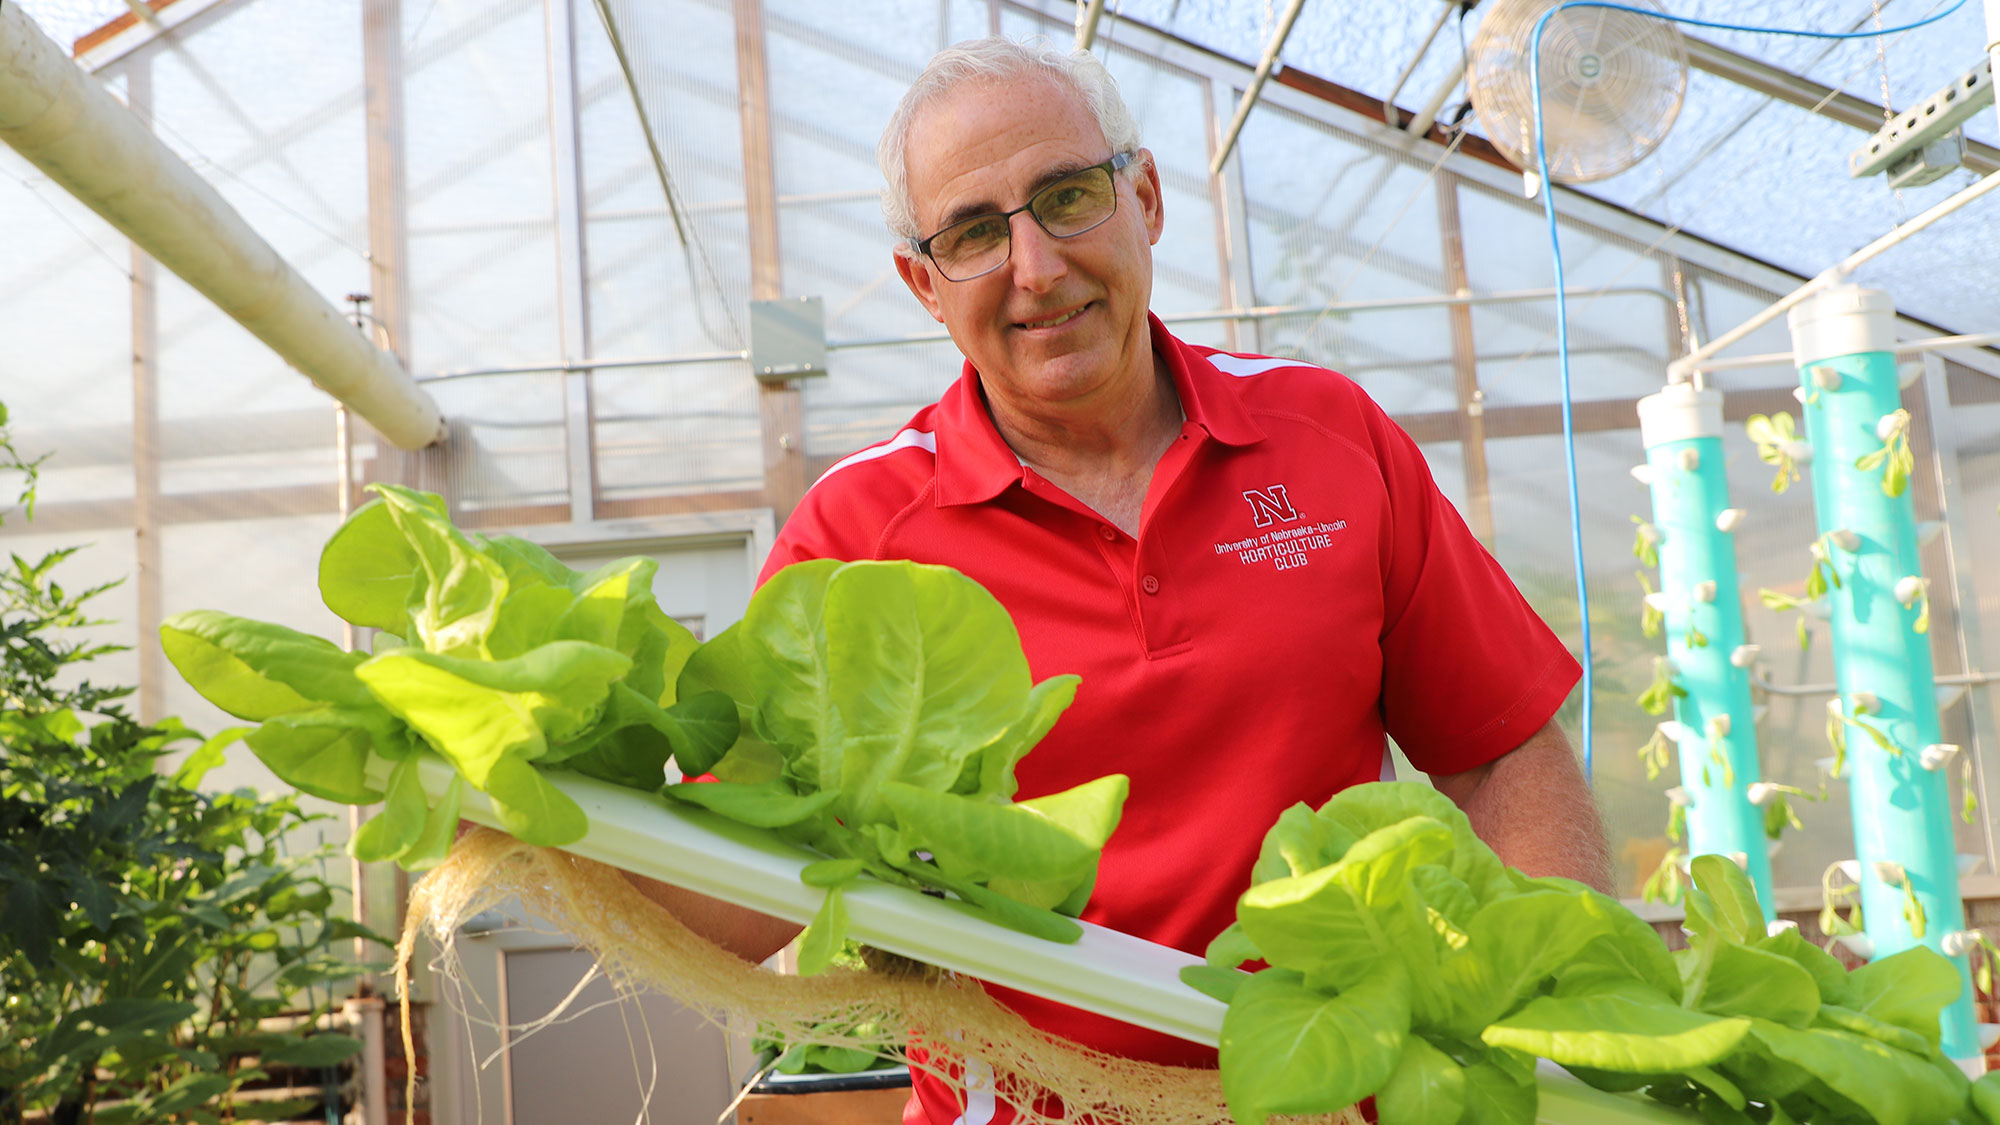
[[1786, 284, 1977, 1065], [1637, 383, 1775, 917]]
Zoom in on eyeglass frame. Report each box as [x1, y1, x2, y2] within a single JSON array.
[[907, 151, 1137, 282]]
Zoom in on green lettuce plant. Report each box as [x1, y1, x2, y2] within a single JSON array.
[[1637, 657, 1687, 716], [1185, 783, 1992, 1125], [1856, 409, 1915, 498], [161, 488, 1123, 974], [1745, 412, 1803, 494], [667, 558, 1127, 972], [161, 484, 738, 863]]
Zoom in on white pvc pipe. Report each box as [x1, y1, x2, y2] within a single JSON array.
[[1406, 55, 1469, 138], [1666, 169, 2000, 382], [1988, 0, 2000, 142], [1383, 0, 1458, 123], [0, 4, 446, 450], [1677, 331, 2000, 375], [1210, 0, 1309, 175], [1074, 0, 1108, 51]]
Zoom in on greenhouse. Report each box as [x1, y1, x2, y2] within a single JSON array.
[[3, 0, 1999, 1120]]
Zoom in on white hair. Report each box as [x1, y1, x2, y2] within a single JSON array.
[[877, 37, 1143, 243]]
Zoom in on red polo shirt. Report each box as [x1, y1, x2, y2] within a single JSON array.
[[760, 315, 1579, 1124]]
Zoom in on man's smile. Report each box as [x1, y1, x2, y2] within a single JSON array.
[[1014, 301, 1093, 331]]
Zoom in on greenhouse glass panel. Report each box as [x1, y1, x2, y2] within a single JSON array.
[[403, 0, 561, 373]]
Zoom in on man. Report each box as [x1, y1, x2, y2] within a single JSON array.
[[653, 36, 1611, 1125]]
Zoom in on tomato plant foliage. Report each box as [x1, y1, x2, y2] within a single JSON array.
[[3, 402, 383, 1124], [1194, 784, 2000, 1125]]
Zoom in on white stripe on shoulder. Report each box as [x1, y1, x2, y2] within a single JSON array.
[[1205, 352, 1314, 378], [812, 427, 937, 488]]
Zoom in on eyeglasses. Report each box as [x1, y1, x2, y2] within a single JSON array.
[[911, 152, 1134, 282]]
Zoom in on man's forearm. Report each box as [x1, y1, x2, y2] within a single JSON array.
[[1429, 719, 1616, 895], [624, 872, 803, 963]]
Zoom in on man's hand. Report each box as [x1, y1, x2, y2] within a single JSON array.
[[1428, 720, 1616, 896]]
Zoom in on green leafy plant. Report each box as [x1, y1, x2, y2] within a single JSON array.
[[1636, 657, 1687, 716], [1703, 723, 1734, 790], [1898, 575, 1932, 636], [161, 484, 738, 865], [1825, 699, 1850, 779], [1745, 412, 1803, 493], [1641, 847, 1686, 906], [1806, 532, 1846, 600], [667, 559, 1127, 971], [1630, 516, 1661, 568], [1, 400, 384, 1124], [161, 488, 1123, 975], [1757, 784, 1810, 840], [1760, 534, 1847, 655], [1839, 695, 1902, 758], [1856, 408, 1915, 498], [1636, 725, 1672, 781], [1188, 787, 1982, 1125], [1635, 571, 1663, 640]]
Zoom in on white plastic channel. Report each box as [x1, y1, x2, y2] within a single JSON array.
[[408, 752, 1225, 1047]]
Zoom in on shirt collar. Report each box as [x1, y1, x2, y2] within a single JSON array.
[[932, 312, 1269, 508]]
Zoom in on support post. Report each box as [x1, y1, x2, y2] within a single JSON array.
[[735, 0, 806, 523], [1435, 171, 1494, 547], [1207, 77, 1260, 355], [547, 0, 596, 523], [128, 53, 164, 725], [1787, 285, 1978, 1065], [361, 0, 433, 495], [1636, 382, 1774, 915]]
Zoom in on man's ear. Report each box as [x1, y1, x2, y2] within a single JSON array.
[[1133, 148, 1165, 246], [893, 246, 947, 323]]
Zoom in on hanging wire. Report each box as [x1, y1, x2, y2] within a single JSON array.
[[145, 114, 374, 262], [588, 0, 746, 352], [1525, 0, 1975, 778], [1868, 0, 1911, 225], [0, 165, 136, 281]]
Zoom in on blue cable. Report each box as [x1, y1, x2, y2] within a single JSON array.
[[1525, 0, 1974, 780]]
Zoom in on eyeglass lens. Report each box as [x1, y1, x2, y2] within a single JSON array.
[[927, 165, 1119, 281]]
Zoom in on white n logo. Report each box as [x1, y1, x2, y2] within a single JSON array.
[[1241, 485, 1299, 528]]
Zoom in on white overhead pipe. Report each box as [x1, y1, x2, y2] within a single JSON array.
[[1405, 55, 1469, 138], [1988, 0, 2000, 145], [1210, 0, 1310, 175], [1074, 0, 1108, 51], [1674, 331, 2000, 375], [0, 3, 446, 450], [1664, 168, 2000, 383], [1383, 0, 1460, 124]]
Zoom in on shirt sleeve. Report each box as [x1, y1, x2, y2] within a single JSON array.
[[1367, 399, 1581, 776]]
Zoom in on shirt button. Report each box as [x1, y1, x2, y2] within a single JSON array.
[[1098, 525, 1118, 542], [1141, 574, 1161, 595]]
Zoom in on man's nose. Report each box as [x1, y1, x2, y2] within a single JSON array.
[[1007, 210, 1068, 292]]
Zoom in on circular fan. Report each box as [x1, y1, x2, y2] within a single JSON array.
[[1465, 0, 1689, 183]]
